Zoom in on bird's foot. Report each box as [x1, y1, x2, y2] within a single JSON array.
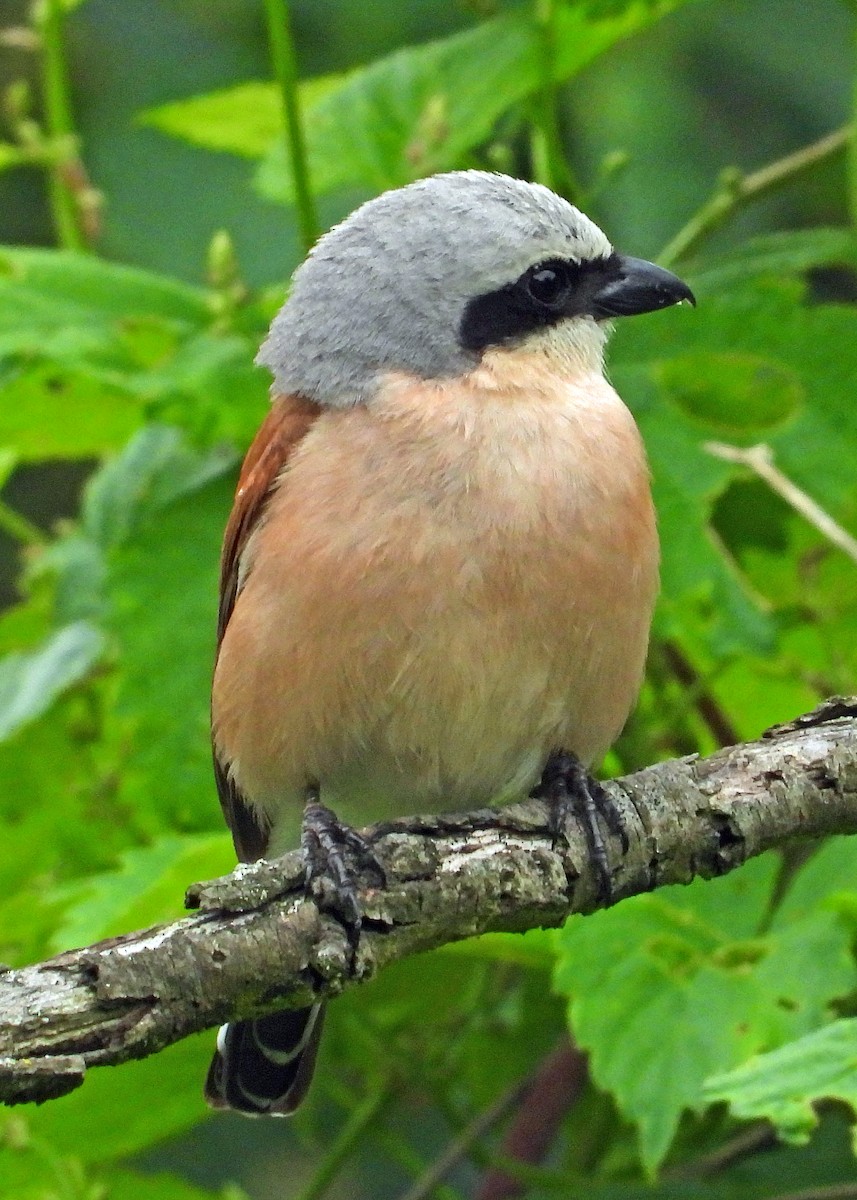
[[532, 751, 628, 902], [301, 790, 386, 954]]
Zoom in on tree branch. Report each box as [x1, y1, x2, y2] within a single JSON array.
[[658, 125, 852, 268], [2, 697, 857, 1107], [474, 1037, 588, 1200], [705, 441, 857, 567]]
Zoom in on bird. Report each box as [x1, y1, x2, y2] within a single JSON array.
[[204, 170, 694, 1117]]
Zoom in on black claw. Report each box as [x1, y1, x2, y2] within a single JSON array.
[[338, 823, 388, 886], [533, 752, 629, 901], [301, 794, 385, 956]]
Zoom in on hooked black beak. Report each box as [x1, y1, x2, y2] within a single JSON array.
[[589, 255, 695, 319]]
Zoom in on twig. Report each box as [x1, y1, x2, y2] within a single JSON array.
[[475, 1038, 588, 1200], [661, 642, 741, 749], [667, 1120, 777, 1178], [705, 442, 857, 567], [851, 2, 857, 227], [0, 27, 39, 51], [399, 1078, 530, 1200], [374, 1127, 464, 1200], [34, 0, 85, 251], [530, 0, 579, 201], [263, 0, 319, 252], [765, 1187, 857, 1200], [295, 1082, 392, 1200], [0, 497, 47, 546], [659, 126, 852, 268], [2, 696, 857, 1107]]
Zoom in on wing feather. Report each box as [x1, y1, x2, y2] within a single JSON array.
[[213, 393, 321, 860]]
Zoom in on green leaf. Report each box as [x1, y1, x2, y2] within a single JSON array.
[[0, 1144, 95, 1200], [700, 648, 820, 746], [0, 621, 105, 742], [553, 857, 857, 1171], [0, 249, 235, 458], [254, 0, 697, 203], [0, 448, 15, 489], [0, 1156, 240, 1200], [688, 228, 857, 296], [657, 352, 801, 434], [0, 597, 52, 660], [704, 1019, 857, 1148], [0, 143, 24, 173], [626, 280, 857, 515], [1, 1034, 215, 1161], [442, 927, 557, 969], [0, 893, 67, 970], [52, 832, 234, 951], [771, 837, 857, 928], [613, 362, 774, 657], [140, 80, 285, 159], [82, 425, 235, 551], [103, 460, 233, 832], [0, 248, 209, 351], [648, 414, 774, 657], [0, 358, 146, 460], [0, 428, 238, 931], [521, 1113, 857, 1200], [29, 532, 108, 624], [125, 330, 269, 446], [612, 273, 857, 663], [103, 1170, 245, 1200], [332, 947, 564, 1113], [139, 74, 358, 158], [0, 694, 152, 967]]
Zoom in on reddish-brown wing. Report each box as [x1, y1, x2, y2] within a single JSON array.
[[213, 393, 322, 860]]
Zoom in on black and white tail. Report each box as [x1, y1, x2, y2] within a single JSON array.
[[204, 1003, 325, 1116]]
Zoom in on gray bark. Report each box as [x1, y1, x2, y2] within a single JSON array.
[[2, 697, 857, 1107]]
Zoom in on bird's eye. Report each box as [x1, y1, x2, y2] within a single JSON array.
[[525, 261, 574, 307]]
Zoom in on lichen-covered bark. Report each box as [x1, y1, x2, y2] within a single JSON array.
[[2, 697, 857, 1106]]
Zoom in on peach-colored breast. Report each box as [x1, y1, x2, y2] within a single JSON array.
[[212, 349, 659, 840]]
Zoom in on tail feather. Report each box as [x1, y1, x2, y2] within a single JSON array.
[[205, 1004, 325, 1116]]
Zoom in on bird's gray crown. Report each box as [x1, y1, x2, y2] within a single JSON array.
[[257, 171, 613, 408]]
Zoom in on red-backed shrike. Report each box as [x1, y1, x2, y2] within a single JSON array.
[[205, 171, 694, 1116]]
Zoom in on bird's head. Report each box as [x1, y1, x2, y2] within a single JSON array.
[[258, 171, 694, 407]]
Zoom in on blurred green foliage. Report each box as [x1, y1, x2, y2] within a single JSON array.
[[1, 1, 857, 1198]]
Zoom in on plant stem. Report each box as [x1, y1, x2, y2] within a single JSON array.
[[661, 642, 741, 749], [530, 0, 580, 200], [0, 498, 47, 546], [294, 1083, 391, 1200], [767, 1187, 857, 1200], [668, 1121, 777, 1177], [476, 1038, 588, 1200], [263, 0, 319, 253], [851, 4, 857, 224], [36, 0, 85, 251], [373, 1129, 464, 1200], [705, 441, 857, 567], [400, 1078, 529, 1200], [659, 126, 852, 268]]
